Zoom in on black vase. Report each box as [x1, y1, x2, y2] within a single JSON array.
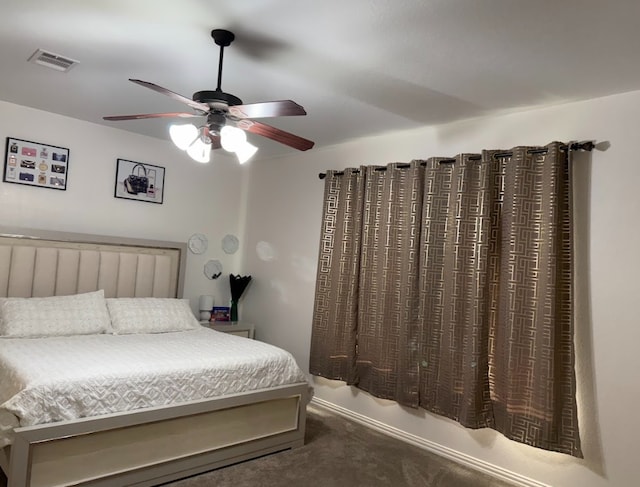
[[230, 300, 239, 322]]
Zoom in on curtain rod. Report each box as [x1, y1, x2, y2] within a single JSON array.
[[317, 140, 595, 180]]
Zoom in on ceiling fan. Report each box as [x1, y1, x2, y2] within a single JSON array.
[[103, 29, 314, 163]]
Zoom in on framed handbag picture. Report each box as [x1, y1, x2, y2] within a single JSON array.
[[3, 137, 69, 191], [114, 158, 165, 204]]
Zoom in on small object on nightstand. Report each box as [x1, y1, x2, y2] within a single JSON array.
[[198, 295, 214, 321], [211, 306, 230, 322], [229, 274, 252, 322]]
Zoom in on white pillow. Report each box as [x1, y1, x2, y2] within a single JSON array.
[[106, 298, 200, 334], [0, 290, 111, 338]]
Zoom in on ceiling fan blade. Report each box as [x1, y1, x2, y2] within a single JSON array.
[[228, 100, 307, 119], [236, 120, 314, 151], [103, 112, 201, 121], [129, 79, 210, 113]]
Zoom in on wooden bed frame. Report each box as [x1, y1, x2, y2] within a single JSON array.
[[0, 227, 309, 487]]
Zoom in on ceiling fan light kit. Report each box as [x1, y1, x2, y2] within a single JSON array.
[[220, 125, 246, 152], [104, 29, 314, 164], [186, 133, 212, 164], [169, 124, 199, 150], [234, 141, 258, 165]]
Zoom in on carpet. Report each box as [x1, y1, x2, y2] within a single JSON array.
[[163, 404, 517, 487], [0, 405, 518, 487]]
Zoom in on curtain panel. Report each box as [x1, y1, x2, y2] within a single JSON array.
[[309, 142, 582, 457]]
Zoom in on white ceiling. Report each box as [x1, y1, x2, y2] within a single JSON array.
[[1, 0, 640, 159]]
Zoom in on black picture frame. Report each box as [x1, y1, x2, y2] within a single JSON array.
[[114, 158, 165, 204], [3, 137, 69, 191]]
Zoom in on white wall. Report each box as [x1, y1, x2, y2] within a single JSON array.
[[0, 100, 248, 310], [241, 90, 640, 487], [2, 90, 638, 487]]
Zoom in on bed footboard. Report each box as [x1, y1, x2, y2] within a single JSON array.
[[4, 383, 308, 487]]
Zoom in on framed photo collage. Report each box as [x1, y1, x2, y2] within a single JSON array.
[[3, 137, 69, 191]]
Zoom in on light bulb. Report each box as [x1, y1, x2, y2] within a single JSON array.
[[220, 125, 247, 152], [235, 141, 258, 164], [169, 124, 198, 150], [186, 137, 212, 163]]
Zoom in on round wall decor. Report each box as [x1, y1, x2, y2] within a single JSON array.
[[204, 259, 223, 280], [222, 234, 239, 254], [188, 233, 208, 254]]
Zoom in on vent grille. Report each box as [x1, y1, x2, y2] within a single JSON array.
[[28, 49, 79, 72]]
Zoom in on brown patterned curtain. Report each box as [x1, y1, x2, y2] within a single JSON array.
[[310, 142, 582, 457]]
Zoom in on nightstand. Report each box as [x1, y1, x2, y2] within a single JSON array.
[[201, 321, 255, 339]]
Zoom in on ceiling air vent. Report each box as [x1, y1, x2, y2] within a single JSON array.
[[27, 49, 79, 72]]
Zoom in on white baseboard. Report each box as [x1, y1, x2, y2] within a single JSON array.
[[310, 397, 549, 487]]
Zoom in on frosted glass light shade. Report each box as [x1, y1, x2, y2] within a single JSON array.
[[235, 141, 258, 164], [186, 137, 212, 163], [220, 125, 246, 152], [169, 124, 198, 150]]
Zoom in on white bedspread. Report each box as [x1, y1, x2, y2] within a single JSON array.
[[0, 327, 307, 446]]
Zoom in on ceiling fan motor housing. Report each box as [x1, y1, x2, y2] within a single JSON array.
[[193, 90, 242, 107], [206, 112, 227, 133]]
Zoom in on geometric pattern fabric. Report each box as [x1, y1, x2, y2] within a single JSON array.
[[310, 142, 582, 456]]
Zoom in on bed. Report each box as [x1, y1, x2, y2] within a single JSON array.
[[0, 227, 310, 487]]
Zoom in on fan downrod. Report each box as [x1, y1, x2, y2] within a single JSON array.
[[206, 28, 239, 100]]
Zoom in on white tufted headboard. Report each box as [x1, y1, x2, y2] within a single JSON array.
[[0, 227, 186, 298]]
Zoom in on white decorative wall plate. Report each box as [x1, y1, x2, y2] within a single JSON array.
[[222, 234, 239, 254], [188, 233, 208, 254], [204, 259, 223, 280], [256, 241, 277, 261]]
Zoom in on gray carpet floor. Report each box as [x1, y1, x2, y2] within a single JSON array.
[[164, 404, 517, 487], [0, 405, 518, 487]]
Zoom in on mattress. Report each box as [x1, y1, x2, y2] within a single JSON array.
[[0, 327, 307, 447]]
